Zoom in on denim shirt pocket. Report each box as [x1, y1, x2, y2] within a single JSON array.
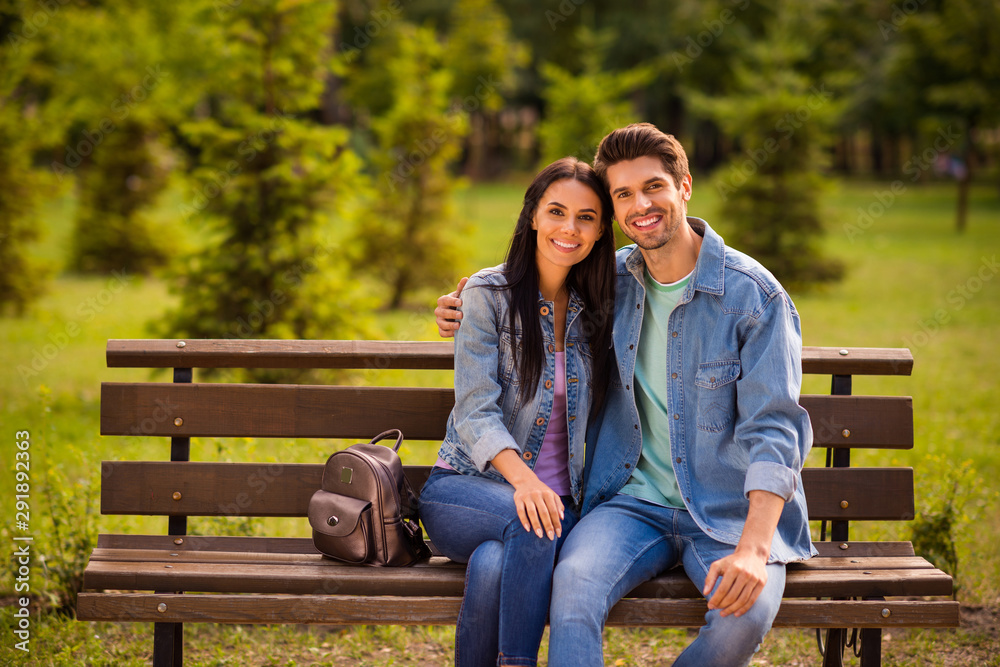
[[694, 359, 741, 432]]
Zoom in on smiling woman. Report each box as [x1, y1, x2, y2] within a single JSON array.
[[418, 156, 617, 667]]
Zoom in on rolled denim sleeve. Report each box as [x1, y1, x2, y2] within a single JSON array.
[[735, 291, 813, 502], [451, 275, 521, 472]]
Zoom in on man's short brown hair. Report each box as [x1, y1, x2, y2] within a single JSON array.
[[593, 123, 689, 188]]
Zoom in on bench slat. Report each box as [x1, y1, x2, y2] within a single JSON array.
[[107, 339, 458, 370], [93, 534, 918, 559], [100, 462, 914, 522], [83, 555, 953, 598], [106, 340, 914, 375], [77, 593, 956, 628], [101, 383, 453, 440], [100, 383, 912, 448]]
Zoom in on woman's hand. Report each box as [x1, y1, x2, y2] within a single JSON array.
[[490, 449, 565, 540], [435, 277, 468, 338]]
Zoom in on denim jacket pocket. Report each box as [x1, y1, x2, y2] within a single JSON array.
[[694, 359, 741, 432]]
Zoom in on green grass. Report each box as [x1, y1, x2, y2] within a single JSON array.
[[1, 177, 998, 664]]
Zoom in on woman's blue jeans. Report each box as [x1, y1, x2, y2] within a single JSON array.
[[419, 467, 578, 667], [548, 493, 786, 667]]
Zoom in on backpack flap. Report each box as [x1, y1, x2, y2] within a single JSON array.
[[308, 490, 371, 537]]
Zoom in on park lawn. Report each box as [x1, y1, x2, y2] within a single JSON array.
[[0, 178, 998, 665]]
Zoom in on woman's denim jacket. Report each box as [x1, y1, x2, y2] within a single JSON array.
[[437, 266, 594, 505], [581, 218, 817, 563]]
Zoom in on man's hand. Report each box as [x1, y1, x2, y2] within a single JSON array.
[[703, 547, 768, 618], [435, 277, 468, 338], [703, 489, 784, 617]]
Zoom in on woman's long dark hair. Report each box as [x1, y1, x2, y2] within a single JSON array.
[[492, 156, 616, 418]]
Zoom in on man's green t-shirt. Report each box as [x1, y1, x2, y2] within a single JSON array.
[[619, 269, 691, 509]]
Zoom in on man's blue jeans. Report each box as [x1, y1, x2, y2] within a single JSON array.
[[548, 494, 786, 667], [419, 467, 578, 667]]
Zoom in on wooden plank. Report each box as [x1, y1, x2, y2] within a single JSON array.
[[101, 462, 914, 522], [77, 593, 957, 628], [107, 340, 912, 376], [800, 395, 912, 448], [82, 554, 953, 599], [100, 463, 431, 517], [87, 547, 938, 576], [800, 347, 913, 376], [92, 534, 917, 559], [611, 599, 958, 629], [100, 383, 453, 440], [812, 541, 915, 558], [803, 468, 914, 520], [101, 383, 910, 450], [107, 339, 457, 370]]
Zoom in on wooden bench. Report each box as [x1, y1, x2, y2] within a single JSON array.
[[77, 339, 959, 667]]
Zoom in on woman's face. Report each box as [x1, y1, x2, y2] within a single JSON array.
[[532, 178, 605, 275]]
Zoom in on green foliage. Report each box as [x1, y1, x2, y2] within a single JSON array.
[[443, 0, 528, 113], [68, 120, 173, 274], [911, 457, 992, 598], [537, 27, 655, 166], [159, 0, 377, 350], [692, 5, 844, 288], [346, 21, 471, 309], [38, 1, 191, 275], [0, 4, 52, 315]]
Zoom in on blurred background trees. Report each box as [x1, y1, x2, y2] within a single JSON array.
[[3, 0, 998, 323]]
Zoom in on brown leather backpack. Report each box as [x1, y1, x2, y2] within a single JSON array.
[[308, 429, 431, 566]]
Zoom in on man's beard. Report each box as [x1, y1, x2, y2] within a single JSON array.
[[621, 206, 685, 251]]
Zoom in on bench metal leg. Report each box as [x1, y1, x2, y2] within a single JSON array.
[[153, 622, 183, 667], [822, 628, 846, 667], [860, 627, 882, 667]]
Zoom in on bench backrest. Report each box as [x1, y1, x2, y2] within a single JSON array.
[[99, 340, 915, 540]]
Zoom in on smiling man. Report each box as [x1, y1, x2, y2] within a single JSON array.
[[436, 123, 815, 666]]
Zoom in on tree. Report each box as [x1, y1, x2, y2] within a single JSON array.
[[345, 21, 471, 310], [537, 27, 655, 166], [159, 0, 375, 349], [0, 3, 52, 315], [41, 1, 191, 275], [893, 0, 1000, 232], [692, 2, 844, 288]]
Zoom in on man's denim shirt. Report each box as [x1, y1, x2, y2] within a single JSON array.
[[582, 218, 817, 563], [437, 266, 593, 504]]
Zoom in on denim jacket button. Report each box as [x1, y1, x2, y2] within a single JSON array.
[[673, 414, 680, 420], [523, 451, 533, 460], [535, 417, 545, 426], [672, 331, 678, 338], [547, 344, 555, 353], [540, 306, 550, 316], [671, 372, 678, 379], [545, 380, 553, 389]]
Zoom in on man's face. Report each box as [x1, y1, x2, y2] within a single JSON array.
[[606, 156, 692, 251]]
